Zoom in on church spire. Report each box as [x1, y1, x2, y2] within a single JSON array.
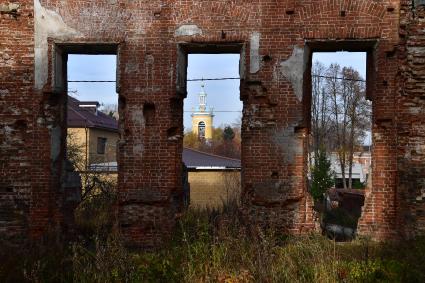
[[199, 80, 207, 112], [191, 80, 214, 140]]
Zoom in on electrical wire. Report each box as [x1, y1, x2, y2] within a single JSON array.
[[312, 75, 366, 82], [184, 111, 241, 113], [68, 80, 116, 82], [68, 75, 365, 83], [187, 77, 240, 81]]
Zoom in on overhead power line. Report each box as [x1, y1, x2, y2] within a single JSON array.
[[312, 75, 366, 82], [188, 75, 366, 82], [67, 75, 365, 83], [187, 77, 240, 82], [184, 110, 241, 113], [188, 76, 366, 82], [67, 78, 241, 83], [68, 80, 116, 83]]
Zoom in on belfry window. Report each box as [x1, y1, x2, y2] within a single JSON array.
[[198, 121, 206, 139]]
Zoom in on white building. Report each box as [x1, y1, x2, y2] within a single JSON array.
[[309, 151, 371, 188]]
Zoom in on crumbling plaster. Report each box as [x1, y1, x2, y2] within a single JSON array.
[[276, 46, 307, 102], [250, 32, 260, 74], [0, 3, 20, 13], [34, 0, 80, 90], [273, 125, 304, 165], [174, 24, 202, 37]]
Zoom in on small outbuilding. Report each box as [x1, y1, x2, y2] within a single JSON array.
[[182, 148, 241, 209]]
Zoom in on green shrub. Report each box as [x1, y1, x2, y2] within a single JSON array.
[[310, 149, 334, 202]]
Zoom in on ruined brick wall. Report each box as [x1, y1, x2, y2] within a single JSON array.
[[0, 1, 35, 242], [1, 0, 423, 247], [395, 1, 425, 237]]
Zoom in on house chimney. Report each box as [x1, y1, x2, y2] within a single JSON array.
[[78, 101, 100, 115]]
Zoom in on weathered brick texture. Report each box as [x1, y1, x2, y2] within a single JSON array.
[[0, 0, 424, 247], [393, 1, 425, 237], [1, 1, 35, 243]]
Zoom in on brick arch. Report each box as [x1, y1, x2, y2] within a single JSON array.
[[300, 25, 383, 40], [171, 1, 260, 27], [38, 0, 155, 39], [298, 0, 387, 22]]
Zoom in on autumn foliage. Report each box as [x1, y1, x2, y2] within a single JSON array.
[[184, 125, 241, 159]]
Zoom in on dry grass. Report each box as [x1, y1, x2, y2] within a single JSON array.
[[1, 195, 425, 282]]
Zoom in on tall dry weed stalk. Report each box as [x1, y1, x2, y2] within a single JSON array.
[[1, 178, 425, 282]]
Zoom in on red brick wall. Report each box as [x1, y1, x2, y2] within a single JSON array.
[[1, 0, 424, 246], [394, 1, 425, 238], [0, 1, 35, 242]]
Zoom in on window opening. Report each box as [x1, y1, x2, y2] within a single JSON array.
[[308, 50, 371, 241], [198, 121, 206, 140], [66, 53, 119, 206], [181, 53, 242, 210], [97, 137, 107, 154]]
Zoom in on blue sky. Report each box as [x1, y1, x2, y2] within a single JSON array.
[[185, 54, 241, 131], [313, 52, 370, 145], [67, 52, 367, 136], [313, 52, 366, 78], [67, 54, 117, 104]]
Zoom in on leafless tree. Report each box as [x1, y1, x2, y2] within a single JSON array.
[[311, 62, 333, 159], [67, 131, 117, 201], [100, 103, 119, 119], [311, 62, 371, 189], [340, 67, 368, 188]]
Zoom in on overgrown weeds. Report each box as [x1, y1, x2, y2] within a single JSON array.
[[1, 195, 425, 282]]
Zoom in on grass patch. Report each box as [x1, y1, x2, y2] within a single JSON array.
[[1, 196, 425, 282]]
